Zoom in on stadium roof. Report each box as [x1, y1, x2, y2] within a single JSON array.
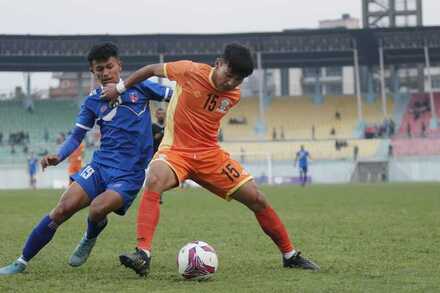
[[1, 26, 440, 71]]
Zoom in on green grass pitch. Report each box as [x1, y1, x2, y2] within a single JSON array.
[[0, 183, 439, 292]]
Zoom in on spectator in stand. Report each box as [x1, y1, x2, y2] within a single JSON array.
[[423, 98, 430, 112], [335, 111, 341, 120], [272, 127, 277, 141], [353, 145, 359, 161], [25, 132, 30, 144], [407, 123, 412, 138], [389, 119, 396, 137], [421, 122, 426, 138], [330, 127, 336, 136], [388, 144, 393, 158], [280, 127, 285, 140], [311, 125, 315, 140], [152, 108, 166, 154], [0, 131, 3, 145]]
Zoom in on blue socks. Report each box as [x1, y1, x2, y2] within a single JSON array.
[[22, 215, 58, 262], [86, 217, 108, 239], [20, 215, 108, 263]]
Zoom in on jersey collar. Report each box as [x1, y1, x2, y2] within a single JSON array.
[[209, 68, 218, 90]]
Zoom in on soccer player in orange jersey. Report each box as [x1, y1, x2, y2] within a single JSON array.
[[102, 44, 319, 276], [68, 142, 85, 184]]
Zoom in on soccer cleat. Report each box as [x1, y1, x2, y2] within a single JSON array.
[[119, 248, 151, 277], [283, 251, 320, 271], [68, 234, 97, 267], [0, 261, 26, 276]]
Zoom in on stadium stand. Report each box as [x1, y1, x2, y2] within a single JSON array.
[[390, 92, 440, 156], [0, 99, 78, 163], [222, 96, 393, 141], [395, 93, 440, 138], [391, 138, 440, 156]]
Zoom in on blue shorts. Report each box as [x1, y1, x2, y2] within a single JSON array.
[[71, 162, 145, 216], [299, 165, 308, 173]]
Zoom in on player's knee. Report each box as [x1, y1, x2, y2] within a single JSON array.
[[242, 184, 269, 212], [145, 171, 165, 191], [88, 201, 107, 222], [252, 190, 269, 212], [50, 202, 75, 224]]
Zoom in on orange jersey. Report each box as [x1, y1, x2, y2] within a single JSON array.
[[162, 61, 240, 152], [68, 143, 84, 173]]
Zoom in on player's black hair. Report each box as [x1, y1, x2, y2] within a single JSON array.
[[222, 43, 254, 79], [87, 42, 119, 65]]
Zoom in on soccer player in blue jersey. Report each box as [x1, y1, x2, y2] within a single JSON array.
[[27, 152, 38, 189], [0, 43, 172, 276], [294, 145, 311, 187]]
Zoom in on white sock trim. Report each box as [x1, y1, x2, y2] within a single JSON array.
[[140, 249, 151, 258], [283, 250, 297, 259], [17, 256, 28, 266]]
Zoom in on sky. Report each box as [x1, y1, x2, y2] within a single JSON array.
[[0, 0, 439, 95]]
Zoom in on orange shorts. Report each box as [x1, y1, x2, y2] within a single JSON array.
[[151, 148, 253, 201]]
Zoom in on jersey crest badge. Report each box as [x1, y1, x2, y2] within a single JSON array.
[[129, 91, 139, 103], [217, 99, 231, 113]]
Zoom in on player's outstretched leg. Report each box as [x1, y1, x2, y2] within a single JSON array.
[[119, 189, 160, 277], [232, 180, 319, 271], [0, 183, 90, 275], [119, 161, 177, 277], [69, 218, 107, 267], [69, 190, 122, 267]]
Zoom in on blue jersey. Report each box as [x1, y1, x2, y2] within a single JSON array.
[[297, 150, 309, 168], [28, 157, 38, 175], [75, 80, 172, 171]]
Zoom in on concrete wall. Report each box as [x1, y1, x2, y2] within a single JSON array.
[[1, 156, 439, 189]]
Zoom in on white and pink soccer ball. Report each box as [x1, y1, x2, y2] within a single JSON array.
[[177, 241, 218, 280]]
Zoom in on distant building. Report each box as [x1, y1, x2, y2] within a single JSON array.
[[319, 14, 360, 29], [49, 72, 172, 99], [49, 72, 92, 99]]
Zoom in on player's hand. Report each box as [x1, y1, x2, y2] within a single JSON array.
[[40, 155, 60, 171], [101, 83, 119, 100], [101, 83, 121, 107]]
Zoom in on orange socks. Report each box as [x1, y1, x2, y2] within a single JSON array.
[[136, 190, 161, 251], [255, 206, 294, 254], [136, 192, 293, 255]]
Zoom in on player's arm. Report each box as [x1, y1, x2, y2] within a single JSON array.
[[41, 127, 87, 171], [41, 101, 95, 171], [101, 63, 165, 100], [139, 79, 173, 102]]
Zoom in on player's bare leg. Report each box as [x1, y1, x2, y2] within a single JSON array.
[[69, 190, 123, 267], [0, 182, 90, 275], [119, 160, 178, 276], [231, 180, 319, 271]]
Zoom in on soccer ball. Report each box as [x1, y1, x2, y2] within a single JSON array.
[[177, 241, 218, 280]]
